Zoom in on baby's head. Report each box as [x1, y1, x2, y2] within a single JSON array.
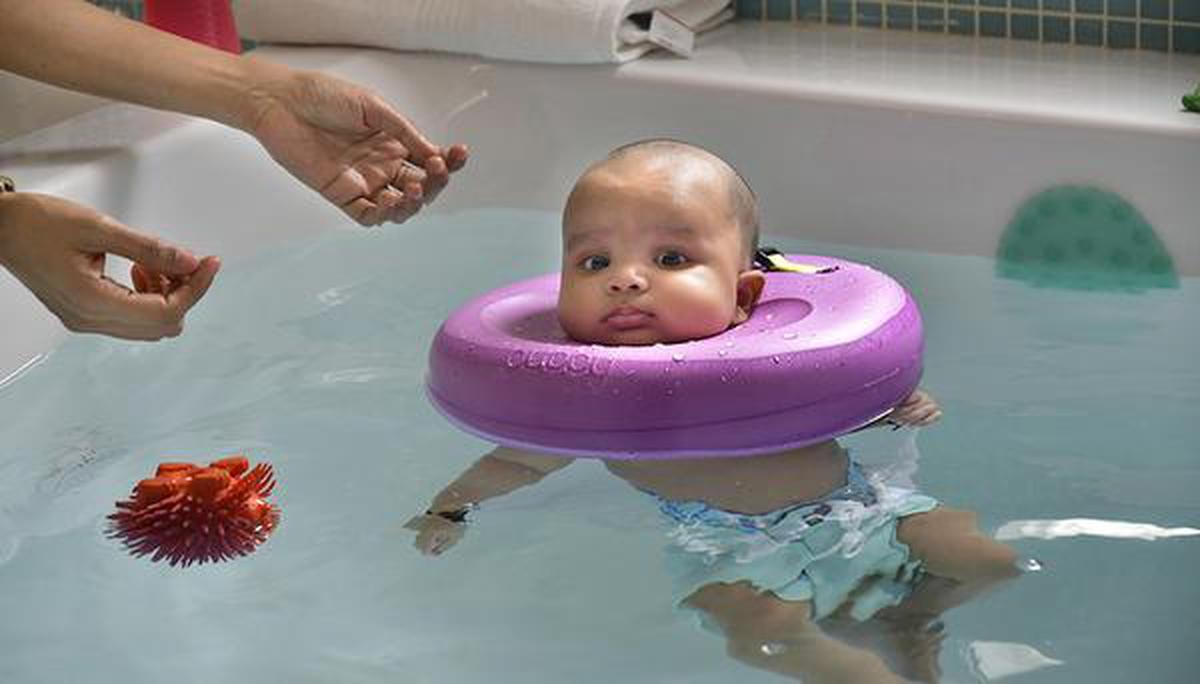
[[558, 139, 765, 346]]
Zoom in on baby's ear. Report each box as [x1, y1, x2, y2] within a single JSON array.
[[733, 269, 766, 324]]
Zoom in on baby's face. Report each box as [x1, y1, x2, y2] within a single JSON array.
[[558, 154, 760, 346]]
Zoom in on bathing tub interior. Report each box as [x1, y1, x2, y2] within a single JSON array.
[[2, 24, 1198, 684]]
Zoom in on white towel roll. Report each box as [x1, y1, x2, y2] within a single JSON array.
[[232, 0, 734, 64]]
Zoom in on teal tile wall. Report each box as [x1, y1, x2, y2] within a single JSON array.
[[735, 0, 1200, 53], [92, 0, 141, 20]]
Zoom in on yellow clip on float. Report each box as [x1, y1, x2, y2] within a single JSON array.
[[754, 247, 839, 274]]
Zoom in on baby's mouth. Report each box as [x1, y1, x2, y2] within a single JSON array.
[[603, 306, 654, 330]]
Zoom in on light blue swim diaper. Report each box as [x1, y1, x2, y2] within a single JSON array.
[[657, 460, 938, 622]]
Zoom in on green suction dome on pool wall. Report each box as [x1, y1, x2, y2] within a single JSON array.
[[996, 186, 1178, 291]]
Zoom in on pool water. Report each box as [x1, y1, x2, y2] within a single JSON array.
[[1, 209, 1197, 683]]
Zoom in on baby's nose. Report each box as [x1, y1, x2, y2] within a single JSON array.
[[607, 269, 648, 293]]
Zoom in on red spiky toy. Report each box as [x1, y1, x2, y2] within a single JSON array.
[[107, 455, 279, 567]]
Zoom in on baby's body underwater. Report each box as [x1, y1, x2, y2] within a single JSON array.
[[603, 439, 851, 515]]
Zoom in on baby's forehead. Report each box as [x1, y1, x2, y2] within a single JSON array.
[[567, 155, 733, 222], [586, 150, 727, 187]]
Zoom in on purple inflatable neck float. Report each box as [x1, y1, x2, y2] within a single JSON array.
[[427, 255, 923, 460]]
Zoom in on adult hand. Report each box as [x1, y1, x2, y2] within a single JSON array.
[[242, 65, 469, 227], [0, 192, 219, 340]]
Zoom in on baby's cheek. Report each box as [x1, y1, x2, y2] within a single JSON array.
[[667, 300, 737, 340], [557, 308, 584, 337], [558, 306, 601, 343]]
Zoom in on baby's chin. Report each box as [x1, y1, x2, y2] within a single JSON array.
[[560, 320, 729, 347], [586, 330, 669, 346]]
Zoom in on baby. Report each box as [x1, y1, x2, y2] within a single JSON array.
[[407, 140, 1019, 683]]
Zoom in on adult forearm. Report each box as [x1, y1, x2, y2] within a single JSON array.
[[0, 0, 270, 130]]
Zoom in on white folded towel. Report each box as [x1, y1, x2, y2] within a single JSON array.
[[232, 0, 734, 64]]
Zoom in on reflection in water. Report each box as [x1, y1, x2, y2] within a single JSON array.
[[969, 641, 1065, 680], [995, 518, 1200, 542]]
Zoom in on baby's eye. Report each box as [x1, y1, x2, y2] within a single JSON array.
[[580, 255, 610, 271], [656, 251, 689, 268]]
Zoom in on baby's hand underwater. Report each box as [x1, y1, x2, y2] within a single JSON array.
[[889, 389, 942, 427], [403, 514, 465, 556]]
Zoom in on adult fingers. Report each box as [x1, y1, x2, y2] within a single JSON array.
[[358, 187, 405, 227], [331, 161, 422, 208], [86, 218, 200, 276], [130, 263, 170, 295], [130, 263, 150, 294], [364, 95, 440, 160], [341, 166, 429, 226], [420, 155, 450, 204], [383, 181, 424, 224], [322, 167, 370, 208], [164, 255, 220, 316], [357, 139, 413, 190], [443, 144, 470, 172], [86, 256, 220, 339], [341, 196, 384, 227], [391, 159, 427, 189], [348, 183, 426, 227]]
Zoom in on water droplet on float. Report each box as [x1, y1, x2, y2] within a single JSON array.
[[759, 642, 788, 656], [782, 332, 798, 340], [672, 353, 685, 363], [718, 349, 728, 357], [1018, 557, 1044, 573], [765, 313, 775, 322], [771, 355, 781, 364]]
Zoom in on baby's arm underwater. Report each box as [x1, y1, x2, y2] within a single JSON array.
[[889, 389, 942, 427], [404, 447, 572, 556], [853, 388, 943, 433]]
